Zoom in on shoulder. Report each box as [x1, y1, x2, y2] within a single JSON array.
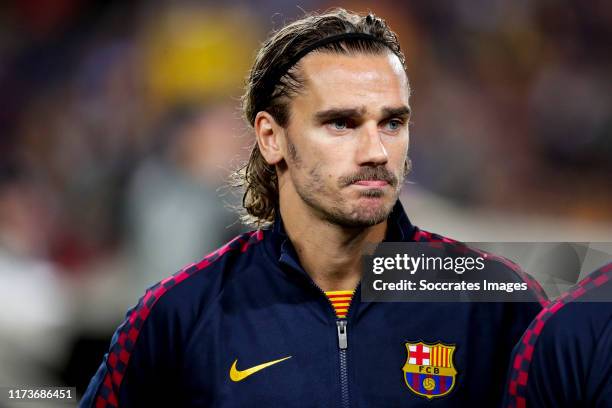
[[506, 263, 612, 407], [114, 230, 266, 363], [135, 230, 266, 326], [81, 231, 267, 407], [411, 227, 549, 307], [533, 263, 612, 343]]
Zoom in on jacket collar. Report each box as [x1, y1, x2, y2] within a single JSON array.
[[266, 200, 416, 272]]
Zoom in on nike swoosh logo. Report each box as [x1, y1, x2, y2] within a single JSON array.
[[229, 356, 292, 382]]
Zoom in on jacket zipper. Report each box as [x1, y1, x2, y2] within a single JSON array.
[[279, 238, 359, 407], [305, 279, 358, 408], [336, 319, 349, 408]]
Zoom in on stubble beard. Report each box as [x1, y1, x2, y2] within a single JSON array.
[[286, 137, 406, 228]]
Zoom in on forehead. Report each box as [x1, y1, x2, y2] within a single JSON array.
[[295, 51, 410, 111]]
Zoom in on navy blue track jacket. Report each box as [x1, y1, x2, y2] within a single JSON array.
[[81, 201, 547, 407], [504, 262, 612, 408]]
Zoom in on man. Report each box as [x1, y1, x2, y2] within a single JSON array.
[[81, 9, 547, 407], [504, 262, 612, 408]]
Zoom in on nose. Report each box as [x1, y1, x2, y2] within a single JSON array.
[[356, 121, 388, 166]]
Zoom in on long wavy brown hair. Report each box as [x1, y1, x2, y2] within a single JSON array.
[[230, 8, 408, 228]]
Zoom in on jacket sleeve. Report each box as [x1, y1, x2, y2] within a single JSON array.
[[79, 280, 179, 408]]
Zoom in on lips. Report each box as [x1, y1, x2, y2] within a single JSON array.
[[354, 180, 389, 187]]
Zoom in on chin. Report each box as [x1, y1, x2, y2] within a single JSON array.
[[358, 203, 393, 223], [346, 213, 389, 228], [326, 199, 393, 228]]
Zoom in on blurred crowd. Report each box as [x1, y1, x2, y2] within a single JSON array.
[[0, 0, 610, 400]]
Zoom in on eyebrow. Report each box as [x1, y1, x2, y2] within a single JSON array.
[[314, 107, 366, 123], [381, 106, 411, 119], [313, 105, 411, 123]]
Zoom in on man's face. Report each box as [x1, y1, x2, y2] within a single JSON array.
[[281, 50, 411, 227]]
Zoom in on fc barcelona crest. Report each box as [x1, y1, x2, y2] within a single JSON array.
[[402, 341, 457, 399]]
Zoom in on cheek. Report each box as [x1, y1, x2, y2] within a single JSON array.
[[308, 147, 342, 178], [387, 139, 409, 165], [308, 161, 335, 185]]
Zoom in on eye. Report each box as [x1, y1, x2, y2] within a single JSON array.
[[326, 118, 355, 133], [384, 119, 404, 131], [331, 119, 348, 130]]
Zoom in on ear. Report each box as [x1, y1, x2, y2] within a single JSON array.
[[254, 111, 285, 166]]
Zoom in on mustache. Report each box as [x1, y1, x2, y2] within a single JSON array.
[[338, 166, 398, 187]]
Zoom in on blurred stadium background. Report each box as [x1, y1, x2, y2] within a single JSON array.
[[0, 0, 610, 403]]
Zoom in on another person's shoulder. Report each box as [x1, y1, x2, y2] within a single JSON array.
[[527, 264, 612, 357], [541, 263, 612, 334], [506, 263, 612, 408], [531, 263, 612, 348]]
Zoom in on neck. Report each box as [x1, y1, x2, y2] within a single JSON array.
[[279, 190, 388, 292]]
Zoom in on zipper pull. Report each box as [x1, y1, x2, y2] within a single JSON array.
[[336, 320, 348, 350]]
